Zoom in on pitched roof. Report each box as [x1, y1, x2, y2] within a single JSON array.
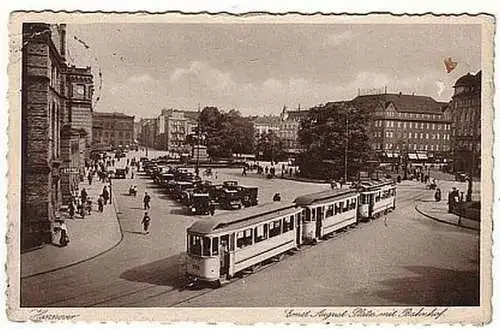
[[187, 202, 297, 235], [293, 188, 357, 206], [352, 93, 447, 114]]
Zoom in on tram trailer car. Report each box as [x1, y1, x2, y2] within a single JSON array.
[[356, 179, 396, 220], [186, 202, 302, 286], [294, 188, 360, 244]]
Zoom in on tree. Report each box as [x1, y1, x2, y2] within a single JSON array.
[[297, 102, 375, 180], [198, 107, 255, 158], [256, 130, 285, 161]]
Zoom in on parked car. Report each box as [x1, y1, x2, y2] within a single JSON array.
[[240, 186, 259, 207], [186, 192, 211, 215]]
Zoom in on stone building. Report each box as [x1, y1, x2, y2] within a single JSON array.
[[138, 118, 156, 148], [21, 23, 67, 249], [449, 71, 481, 175], [352, 93, 452, 163], [154, 109, 193, 152], [92, 112, 135, 149]]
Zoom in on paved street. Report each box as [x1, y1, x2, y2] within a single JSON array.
[[21, 151, 479, 307]]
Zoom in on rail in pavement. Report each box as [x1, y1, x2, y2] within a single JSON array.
[[21, 179, 123, 278]]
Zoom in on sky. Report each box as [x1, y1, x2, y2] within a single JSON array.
[[66, 23, 481, 119]]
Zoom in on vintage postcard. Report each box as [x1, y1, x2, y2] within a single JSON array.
[[6, 11, 494, 324]]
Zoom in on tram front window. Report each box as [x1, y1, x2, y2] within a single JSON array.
[[189, 234, 202, 256], [202, 237, 211, 257]]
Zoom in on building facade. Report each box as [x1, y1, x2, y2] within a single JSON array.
[[92, 112, 135, 149], [352, 93, 452, 163], [138, 118, 156, 148], [449, 71, 481, 175], [154, 109, 198, 152], [21, 23, 67, 249]]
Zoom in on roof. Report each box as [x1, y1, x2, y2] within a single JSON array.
[[286, 110, 310, 121], [352, 93, 447, 114], [293, 188, 357, 206], [356, 179, 395, 191], [454, 71, 481, 88], [93, 111, 135, 119], [187, 202, 298, 235]]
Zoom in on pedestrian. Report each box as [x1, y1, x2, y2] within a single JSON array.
[[273, 192, 281, 202], [141, 211, 151, 234], [384, 215, 388, 227], [209, 202, 216, 216], [68, 199, 75, 219], [98, 194, 104, 212], [242, 167, 247, 176], [57, 219, 70, 247], [435, 188, 442, 202], [143, 192, 151, 210], [102, 185, 110, 205], [88, 171, 93, 185], [330, 181, 336, 189], [131, 169, 135, 179], [265, 166, 269, 174], [80, 188, 88, 204]]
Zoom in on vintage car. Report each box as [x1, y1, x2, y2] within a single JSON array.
[[186, 192, 211, 215], [220, 188, 243, 210], [174, 181, 195, 201]]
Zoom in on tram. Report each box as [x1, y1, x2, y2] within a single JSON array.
[[185, 179, 397, 286], [186, 202, 302, 286], [356, 179, 396, 220], [294, 188, 359, 244]]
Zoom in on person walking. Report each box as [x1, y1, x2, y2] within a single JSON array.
[[141, 212, 151, 234], [102, 185, 110, 205], [88, 171, 93, 185], [143, 192, 151, 210], [68, 198, 75, 219], [98, 194, 104, 212], [209, 202, 216, 216]]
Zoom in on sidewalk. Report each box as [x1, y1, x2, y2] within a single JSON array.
[[415, 199, 480, 231], [21, 179, 123, 278]]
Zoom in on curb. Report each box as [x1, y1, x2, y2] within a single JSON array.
[[414, 202, 479, 232], [22, 190, 125, 279]]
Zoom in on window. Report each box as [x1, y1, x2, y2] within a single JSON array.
[[212, 237, 219, 256], [420, 122, 424, 129], [408, 132, 412, 139], [269, 220, 282, 237], [427, 123, 430, 129], [425, 133, 429, 139], [189, 234, 202, 256], [237, 229, 253, 248], [397, 122, 401, 128], [436, 145, 439, 151], [326, 205, 334, 217], [350, 198, 357, 210], [432, 123, 435, 130], [254, 224, 268, 243], [420, 133, 424, 139], [343, 200, 349, 212], [335, 202, 343, 214], [375, 192, 381, 202], [409, 122, 413, 129], [283, 216, 294, 233], [202, 237, 211, 256], [403, 122, 407, 129]]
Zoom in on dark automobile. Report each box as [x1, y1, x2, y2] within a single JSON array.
[[173, 181, 195, 201], [223, 180, 239, 190], [159, 173, 175, 186], [455, 171, 468, 182], [186, 192, 211, 215], [220, 188, 243, 210], [240, 186, 259, 207], [114, 168, 126, 179]]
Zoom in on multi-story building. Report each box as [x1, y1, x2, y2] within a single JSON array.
[[449, 71, 481, 175], [138, 118, 156, 148], [352, 93, 452, 163], [92, 112, 134, 149], [280, 106, 308, 154], [154, 109, 198, 152], [21, 23, 67, 249]]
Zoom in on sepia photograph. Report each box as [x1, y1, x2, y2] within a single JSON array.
[[6, 12, 494, 324]]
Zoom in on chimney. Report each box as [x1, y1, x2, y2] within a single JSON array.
[[399, 92, 402, 97]]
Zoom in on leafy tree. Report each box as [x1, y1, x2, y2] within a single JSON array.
[[197, 107, 255, 158], [256, 130, 285, 161], [297, 101, 375, 180]]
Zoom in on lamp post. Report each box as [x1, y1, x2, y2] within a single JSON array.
[[344, 114, 349, 183]]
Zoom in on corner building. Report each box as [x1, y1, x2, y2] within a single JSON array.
[[21, 23, 67, 249], [449, 71, 481, 175]]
